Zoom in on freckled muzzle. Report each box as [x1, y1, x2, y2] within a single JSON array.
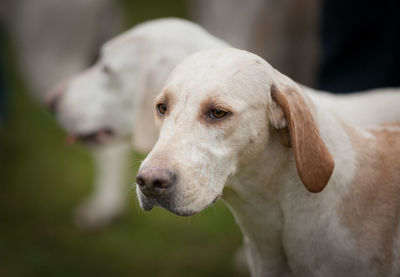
[[135, 163, 224, 217], [135, 129, 234, 216]]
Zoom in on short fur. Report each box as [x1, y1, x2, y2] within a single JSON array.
[[48, 18, 228, 229], [137, 48, 400, 276], [50, 19, 400, 230]]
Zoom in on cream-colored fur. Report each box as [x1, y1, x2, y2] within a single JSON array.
[[49, 18, 228, 229], [50, 18, 399, 232], [137, 48, 400, 276]]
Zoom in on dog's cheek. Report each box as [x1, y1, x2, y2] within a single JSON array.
[[236, 125, 269, 167]]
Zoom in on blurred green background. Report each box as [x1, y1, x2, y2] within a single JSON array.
[[0, 1, 247, 276]]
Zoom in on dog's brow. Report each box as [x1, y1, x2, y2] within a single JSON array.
[[155, 92, 167, 103], [155, 94, 165, 104], [200, 97, 233, 111]]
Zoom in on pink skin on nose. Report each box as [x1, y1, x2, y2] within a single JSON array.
[[45, 78, 70, 110]]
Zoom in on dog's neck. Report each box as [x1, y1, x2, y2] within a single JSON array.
[[222, 129, 295, 275], [222, 101, 357, 276]]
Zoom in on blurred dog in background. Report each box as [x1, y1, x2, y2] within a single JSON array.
[[49, 17, 400, 231], [47, 18, 228, 229]]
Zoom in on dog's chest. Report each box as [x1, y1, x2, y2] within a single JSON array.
[[280, 188, 383, 277]]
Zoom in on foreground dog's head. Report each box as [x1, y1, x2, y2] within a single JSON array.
[[136, 48, 334, 216]]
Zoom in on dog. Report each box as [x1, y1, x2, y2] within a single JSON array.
[[47, 18, 228, 229], [136, 48, 400, 276], [49, 17, 399, 231]]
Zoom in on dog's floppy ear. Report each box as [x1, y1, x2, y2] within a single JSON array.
[[269, 84, 334, 193]]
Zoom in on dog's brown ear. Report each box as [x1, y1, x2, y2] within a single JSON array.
[[270, 84, 334, 193]]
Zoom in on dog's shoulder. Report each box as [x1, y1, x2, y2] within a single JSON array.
[[337, 122, 400, 275]]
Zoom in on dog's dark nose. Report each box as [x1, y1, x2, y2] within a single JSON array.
[[136, 168, 176, 197]]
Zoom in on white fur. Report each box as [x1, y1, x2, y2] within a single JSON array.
[[137, 48, 400, 276], [52, 18, 400, 234], [308, 87, 400, 126], [50, 18, 228, 229]]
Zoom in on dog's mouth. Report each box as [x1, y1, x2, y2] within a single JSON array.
[[66, 128, 115, 145], [138, 189, 220, 217]]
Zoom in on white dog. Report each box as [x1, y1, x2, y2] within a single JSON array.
[[48, 18, 228, 229], [49, 17, 400, 232], [136, 48, 400, 276]]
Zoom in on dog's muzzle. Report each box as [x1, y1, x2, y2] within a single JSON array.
[[66, 128, 115, 145], [136, 167, 184, 213], [136, 167, 177, 198]]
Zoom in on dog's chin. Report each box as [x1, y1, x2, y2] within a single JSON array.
[[138, 197, 156, 211], [163, 195, 220, 216], [161, 206, 197, 217]]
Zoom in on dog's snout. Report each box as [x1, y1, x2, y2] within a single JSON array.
[[45, 80, 68, 115], [46, 93, 61, 115], [136, 168, 176, 197]]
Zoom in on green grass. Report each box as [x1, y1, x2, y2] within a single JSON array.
[[0, 2, 248, 277]]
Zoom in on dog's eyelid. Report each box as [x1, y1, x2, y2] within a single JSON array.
[[203, 105, 233, 122], [210, 102, 233, 113], [209, 108, 230, 118]]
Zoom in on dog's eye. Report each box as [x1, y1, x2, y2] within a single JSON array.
[[102, 64, 113, 75], [209, 109, 228, 119], [156, 103, 167, 116]]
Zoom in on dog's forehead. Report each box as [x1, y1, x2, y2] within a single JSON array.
[[101, 36, 142, 70], [69, 67, 102, 91], [101, 47, 135, 70], [164, 48, 272, 101]]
